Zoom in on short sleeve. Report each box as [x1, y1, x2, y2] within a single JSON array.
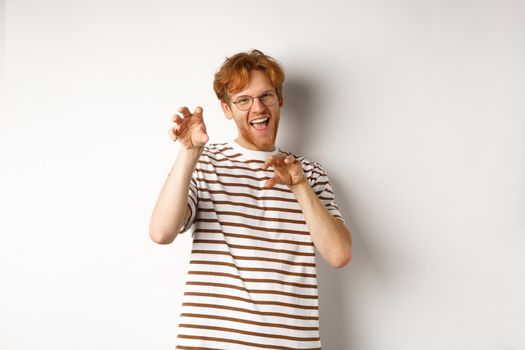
[[179, 168, 199, 234], [308, 162, 346, 224]]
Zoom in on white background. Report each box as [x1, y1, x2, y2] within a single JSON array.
[[1, 0, 524, 349]]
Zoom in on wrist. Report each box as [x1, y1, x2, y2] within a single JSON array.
[[168, 146, 203, 176], [289, 179, 309, 194], [181, 145, 204, 158]]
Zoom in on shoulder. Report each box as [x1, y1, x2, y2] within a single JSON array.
[[200, 142, 237, 159], [203, 142, 230, 154], [277, 149, 328, 182], [197, 142, 246, 167]]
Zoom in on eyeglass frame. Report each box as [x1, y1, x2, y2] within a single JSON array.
[[230, 90, 280, 111]]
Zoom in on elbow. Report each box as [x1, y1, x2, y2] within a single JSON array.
[[328, 220, 352, 268], [330, 249, 352, 269], [149, 229, 176, 245], [330, 255, 352, 269]]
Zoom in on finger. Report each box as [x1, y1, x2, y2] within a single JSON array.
[[261, 155, 275, 170], [178, 106, 191, 118], [174, 124, 185, 137], [273, 155, 287, 167], [264, 174, 282, 188], [172, 115, 183, 124], [263, 154, 288, 169], [284, 155, 295, 164], [193, 106, 203, 116], [168, 128, 177, 142]]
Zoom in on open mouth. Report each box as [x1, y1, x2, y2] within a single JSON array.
[[250, 117, 270, 131]]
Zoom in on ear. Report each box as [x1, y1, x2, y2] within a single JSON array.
[[221, 101, 233, 120], [278, 94, 284, 107]]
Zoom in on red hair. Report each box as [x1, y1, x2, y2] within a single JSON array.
[[213, 49, 285, 103]]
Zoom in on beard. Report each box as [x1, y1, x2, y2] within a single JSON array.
[[236, 117, 280, 151]]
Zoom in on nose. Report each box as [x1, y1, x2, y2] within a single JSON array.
[[251, 96, 267, 113]]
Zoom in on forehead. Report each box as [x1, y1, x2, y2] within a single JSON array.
[[232, 70, 274, 97]]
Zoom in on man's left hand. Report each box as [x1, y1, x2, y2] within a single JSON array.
[[261, 154, 307, 189]]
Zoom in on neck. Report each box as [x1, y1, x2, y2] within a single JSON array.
[[234, 137, 275, 152]]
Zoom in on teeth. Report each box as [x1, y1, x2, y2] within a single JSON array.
[[250, 117, 269, 124]]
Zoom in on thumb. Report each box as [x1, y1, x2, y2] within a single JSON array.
[[264, 175, 281, 188], [199, 132, 209, 144]]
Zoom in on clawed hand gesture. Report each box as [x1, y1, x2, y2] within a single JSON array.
[[262, 154, 307, 189], [169, 106, 209, 149]]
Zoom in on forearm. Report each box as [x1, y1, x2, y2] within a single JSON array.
[[290, 182, 352, 268], [149, 147, 203, 244]]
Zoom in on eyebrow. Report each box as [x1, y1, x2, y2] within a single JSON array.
[[234, 89, 275, 98]]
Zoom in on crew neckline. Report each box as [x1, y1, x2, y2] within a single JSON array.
[[229, 140, 281, 161]]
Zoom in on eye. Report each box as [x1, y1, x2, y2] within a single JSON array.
[[236, 96, 251, 105], [260, 92, 276, 103]]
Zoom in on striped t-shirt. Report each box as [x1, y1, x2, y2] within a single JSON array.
[[175, 140, 345, 350]]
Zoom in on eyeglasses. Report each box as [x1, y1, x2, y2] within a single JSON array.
[[231, 91, 278, 111]]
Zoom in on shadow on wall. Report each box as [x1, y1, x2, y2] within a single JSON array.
[[318, 180, 395, 350], [316, 187, 367, 350], [283, 76, 386, 349], [278, 77, 317, 153], [283, 76, 351, 349]]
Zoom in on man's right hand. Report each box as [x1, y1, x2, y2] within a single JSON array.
[[169, 106, 209, 149]]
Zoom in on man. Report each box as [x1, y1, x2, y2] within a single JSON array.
[[149, 49, 352, 350]]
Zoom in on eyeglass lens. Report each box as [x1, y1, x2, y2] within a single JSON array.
[[235, 92, 277, 110]]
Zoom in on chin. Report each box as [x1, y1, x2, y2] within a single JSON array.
[[256, 134, 277, 147], [238, 125, 278, 151], [258, 129, 278, 147]]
